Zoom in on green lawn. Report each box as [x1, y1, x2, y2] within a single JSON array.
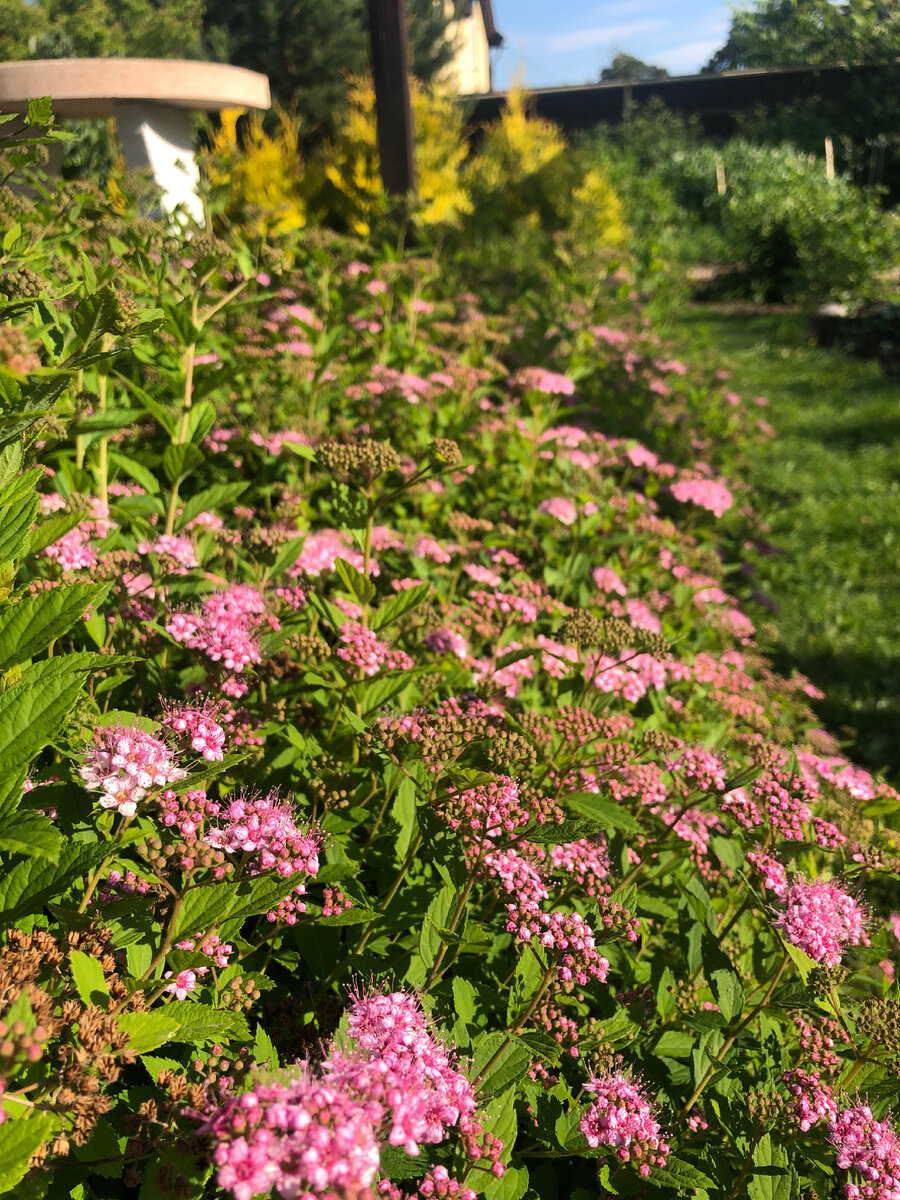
[[666, 307, 900, 782]]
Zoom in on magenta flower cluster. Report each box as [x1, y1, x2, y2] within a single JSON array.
[[203, 988, 479, 1200], [579, 1070, 669, 1177], [829, 1104, 900, 1199]]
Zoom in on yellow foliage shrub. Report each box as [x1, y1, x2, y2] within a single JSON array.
[[203, 107, 306, 236]]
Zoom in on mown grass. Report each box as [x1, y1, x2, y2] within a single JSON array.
[[665, 306, 900, 782]]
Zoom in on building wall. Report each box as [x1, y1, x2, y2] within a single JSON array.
[[443, 1, 491, 96]]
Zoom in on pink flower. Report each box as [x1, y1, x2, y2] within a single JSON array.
[[774, 876, 870, 966], [538, 497, 577, 526], [161, 701, 227, 761], [670, 478, 734, 518], [336, 623, 414, 676], [579, 1071, 669, 1177], [828, 1104, 900, 1199], [79, 725, 186, 817], [593, 565, 627, 596], [164, 968, 205, 1000], [511, 367, 576, 396]]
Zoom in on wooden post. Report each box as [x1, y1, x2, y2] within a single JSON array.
[[715, 158, 727, 196], [824, 136, 835, 180], [367, 0, 417, 198]]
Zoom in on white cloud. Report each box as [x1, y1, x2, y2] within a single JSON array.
[[547, 19, 667, 54], [653, 35, 728, 74]]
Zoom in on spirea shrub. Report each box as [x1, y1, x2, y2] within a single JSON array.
[[0, 102, 898, 1200]]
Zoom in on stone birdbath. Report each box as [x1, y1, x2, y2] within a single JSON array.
[[0, 58, 271, 224]]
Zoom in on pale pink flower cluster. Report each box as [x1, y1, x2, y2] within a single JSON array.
[[137, 533, 198, 570], [593, 565, 628, 596], [751, 854, 870, 966], [828, 1104, 900, 1199], [331, 988, 477, 1156], [336, 623, 414, 676], [670, 478, 734, 518], [549, 836, 611, 897], [579, 1071, 669, 1177], [291, 529, 371, 578], [79, 725, 186, 817], [161, 702, 227, 761], [511, 367, 576, 395], [165, 967, 205, 1000], [537, 496, 578, 526], [43, 496, 112, 573], [414, 536, 455, 564], [481, 846, 549, 907]]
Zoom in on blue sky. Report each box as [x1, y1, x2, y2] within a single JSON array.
[[490, 0, 735, 90]]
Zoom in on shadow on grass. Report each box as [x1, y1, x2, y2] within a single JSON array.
[[815, 415, 900, 450], [764, 642, 900, 782]]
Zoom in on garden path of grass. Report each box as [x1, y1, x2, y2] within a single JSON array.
[[666, 307, 900, 782]]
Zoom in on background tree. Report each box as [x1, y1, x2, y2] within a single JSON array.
[[0, 0, 204, 60], [705, 0, 900, 71], [600, 52, 669, 82]]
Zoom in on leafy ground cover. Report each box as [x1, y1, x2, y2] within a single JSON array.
[[664, 306, 900, 783], [0, 107, 900, 1200]]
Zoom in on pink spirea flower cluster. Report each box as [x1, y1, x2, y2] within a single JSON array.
[[670, 478, 734, 518], [505, 903, 610, 986], [774, 876, 870, 966], [336, 622, 415, 676], [175, 931, 234, 968], [424, 628, 468, 660], [161, 702, 227, 761], [166, 585, 274, 684], [292, 529, 372, 578], [511, 367, 576, 395], [579, 1071, 669, 1177], [828, 1104, 900, 1199], [783, 1068, 837, 1132], [205, 790, 321, 923], [537, 496, 578, 526], [204, 988, 479, 1200], [79, 725, 186, 817]]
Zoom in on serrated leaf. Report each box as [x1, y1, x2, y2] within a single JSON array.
[[25, 511, 83, 556], [117, 1010, 182, 1055], [452, 976, 476, 1025], [253, 1023, 279, 1071], [0, 582, 110, 669], [710, 967, 744, 1023], [0, 771, 27, 823], [0, 814, 63, 862], [565, 792, 642, 835], [420, 885, 455, 969], [175, 482, 247, 532], [370, 582, 431, 632], [166, 1003, 251, 1045], [69, 949, 110, 1007], [782, 940, 817, 984], [0, 654, 97, 770], [0, 842, 102, 923], [0, 492, 39, 564], [651, 1155, 715, 1191], [333, 557, 376, 605], [162, 442, 204, 487], [0, 443, 23, 492], [318, 905, 377, 925], [0, 1112, 57, 1194], [71, 287, 118, 349], [472, 1032, 531, 1099]]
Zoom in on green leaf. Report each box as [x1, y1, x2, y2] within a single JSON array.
[[391, 770, 418, 858], [0, 815, 63, 862], [0, 1112, 57, 1194], [108, 449, 161, 494], [175, 482, 248, 532], [782, 940, 817, 985], [69, 950, 110, 1007], [656, 966, 677, 1019], [749, 1134, 794, 1200], [0, 654, 97, 771], [71, 287, 119, 349], [318, 905, 377, 925], [0, 843, 102, 924], [0, 583, 110, 669], [162, 443, 205, 487], [452, 976, 477, 1025], [25, 511, 83, 557], [25, 97, 53, 126], [0, 492, 39, 564], [0, 443, 23, 493], [166, 1003, 251, 1046], [117, 1011, 182, 1055], [333, 557, 376, 606], [508, 946, 543, 1026], [253, 1023, 279, 1071], [185, 399, 217, 446], [710, 967, 744, 1023], [651, 1155, 715, 1192], [566, 792, 642, 835], [370, 582, 432, 631], [70, 408, 145, 436], [0, 771, 27, 823], [471, 1032, 531, 1099], [495, 647, 536, 670], [126, 943, 152, 978], [420, 885, 455, 969]]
